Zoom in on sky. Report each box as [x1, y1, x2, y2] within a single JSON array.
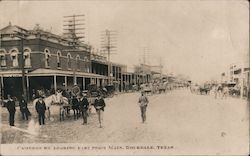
[[0, 0, 249, 83]]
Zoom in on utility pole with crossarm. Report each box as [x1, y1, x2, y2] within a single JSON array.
[[10, 30, 28, 101]]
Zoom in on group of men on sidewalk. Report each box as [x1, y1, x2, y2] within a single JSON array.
[[5, 94, 31, 127], [4, 90, 149, 129], [4, 92, 107, 128]]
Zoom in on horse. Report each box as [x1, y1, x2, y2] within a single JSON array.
[[33, 92, 69, 121]]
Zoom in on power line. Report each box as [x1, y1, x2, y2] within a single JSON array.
[[63, 14, 85, 47], [100, 29, 118, 84]]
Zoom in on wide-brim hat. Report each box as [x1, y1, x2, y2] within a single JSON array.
[[82, 93, 87, 97]]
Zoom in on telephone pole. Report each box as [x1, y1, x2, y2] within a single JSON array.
[[10, 30, 28, 100], [160, 57, 163, 82], [63, 14, 85, 85], [63, 14, 85, 47], [141, 46, 150, 83], [150, 57, 164, 83], [100, 29, 117, 85]]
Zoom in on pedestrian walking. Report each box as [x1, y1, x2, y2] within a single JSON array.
[[138, 91, 149, 123], [6, 94, 16, 127], [217, 84, 223, 98], [222, 85, 229, 99], [94, 94, 106, 128], [72, 95, 79, 120], [79, 93, 89, 125], [213, 85, 218, 99], [35, 96, 46, 125], [19, 94, 30, 120]]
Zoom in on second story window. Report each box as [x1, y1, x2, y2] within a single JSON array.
[[24, 48, 31, 67], [76, 55, 80, 70], [0, 49, 6, 67], [83, 56, 89, 62], [10, 48, 19, 67], [57, 51, 62, 68], [44, 48, 51, 67], [86, 65, 90, 73], [67, 53, 72, 69]]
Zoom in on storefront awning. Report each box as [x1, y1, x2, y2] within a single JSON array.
[[29, 69, 108, 79], [1, 69, 108, 79], [0, 70, 22, 77]]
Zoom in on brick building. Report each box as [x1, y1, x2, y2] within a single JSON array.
[[0, 24, 108, 99], [0, 23, 161, 100]]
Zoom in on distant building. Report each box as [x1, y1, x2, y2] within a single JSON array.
[[221, 62, 249, 97]]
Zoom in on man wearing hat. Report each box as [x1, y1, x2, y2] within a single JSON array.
[[6, 94, 16, 127], [72, 94, 79, 120], [79, 92, 89, 125], [138, 91, 149, 123], [94, 93, 106, 128], [35, 96, 46, 125], [19, 94, 30, 121]]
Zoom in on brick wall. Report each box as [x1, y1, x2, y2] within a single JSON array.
[[0, 39, 91, 72]]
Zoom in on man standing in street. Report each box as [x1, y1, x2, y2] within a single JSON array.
[[19, 94, 30, 121], [35, 96, 46, 125], [79, 93, 89, 125], [94, 93, 106, 128], [138, 91, 149, 123], [6, 94, 16, 127], [72, 95, 79, 120], [222, 85, 229, 99]]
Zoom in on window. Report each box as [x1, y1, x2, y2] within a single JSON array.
[[67, 53, 72, 69], [0, 49, 6, 67], [83, 56, 89, 62], [86, 65, 90, 73], [24, 48, 31, 67], [84, 64, 90, 73], [10, 48, 19, 67], [57, 51, 62, 68], [44, 48, 50, 67], [76, 55, 80, 70]]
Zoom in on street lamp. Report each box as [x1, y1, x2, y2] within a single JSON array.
[[10, 31, 28, 101]]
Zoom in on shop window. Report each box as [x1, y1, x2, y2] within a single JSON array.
[[67, 53, 72, 69], [24, 48, 31, 67], [76, 55, 80, 70], [44, 48, 51, 67], [57, 51, 62, 68], [10, 48, 19, 67], [86, 64, 90, 73], [0, 49, 6, 67]]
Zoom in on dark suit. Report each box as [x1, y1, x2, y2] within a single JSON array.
[[79, 97, 89, 124], [72, 97, 80, 120], [35, 100, 46, 125], [19, 98, 29, 120], [94, 97, 106, 126], [6, 99, 16, 126], [94, 98, 105, 111]]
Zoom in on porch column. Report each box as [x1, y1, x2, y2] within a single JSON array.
[[97, 78, 100, 87], [26, 76, 30, 101], [82, 77, 85, 90], [54, 75, 57, 91], [130, 74, 133, 84], [74, 76, 77, 85], [0, 75, 3, 98], [114, 66, 117, 81], [240, 76, 244, 98], [64, 76, 67, 90], [121, 74, 123, 92]]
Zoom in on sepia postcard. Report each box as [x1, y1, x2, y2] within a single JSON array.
[[0, 0, 249, 155]]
